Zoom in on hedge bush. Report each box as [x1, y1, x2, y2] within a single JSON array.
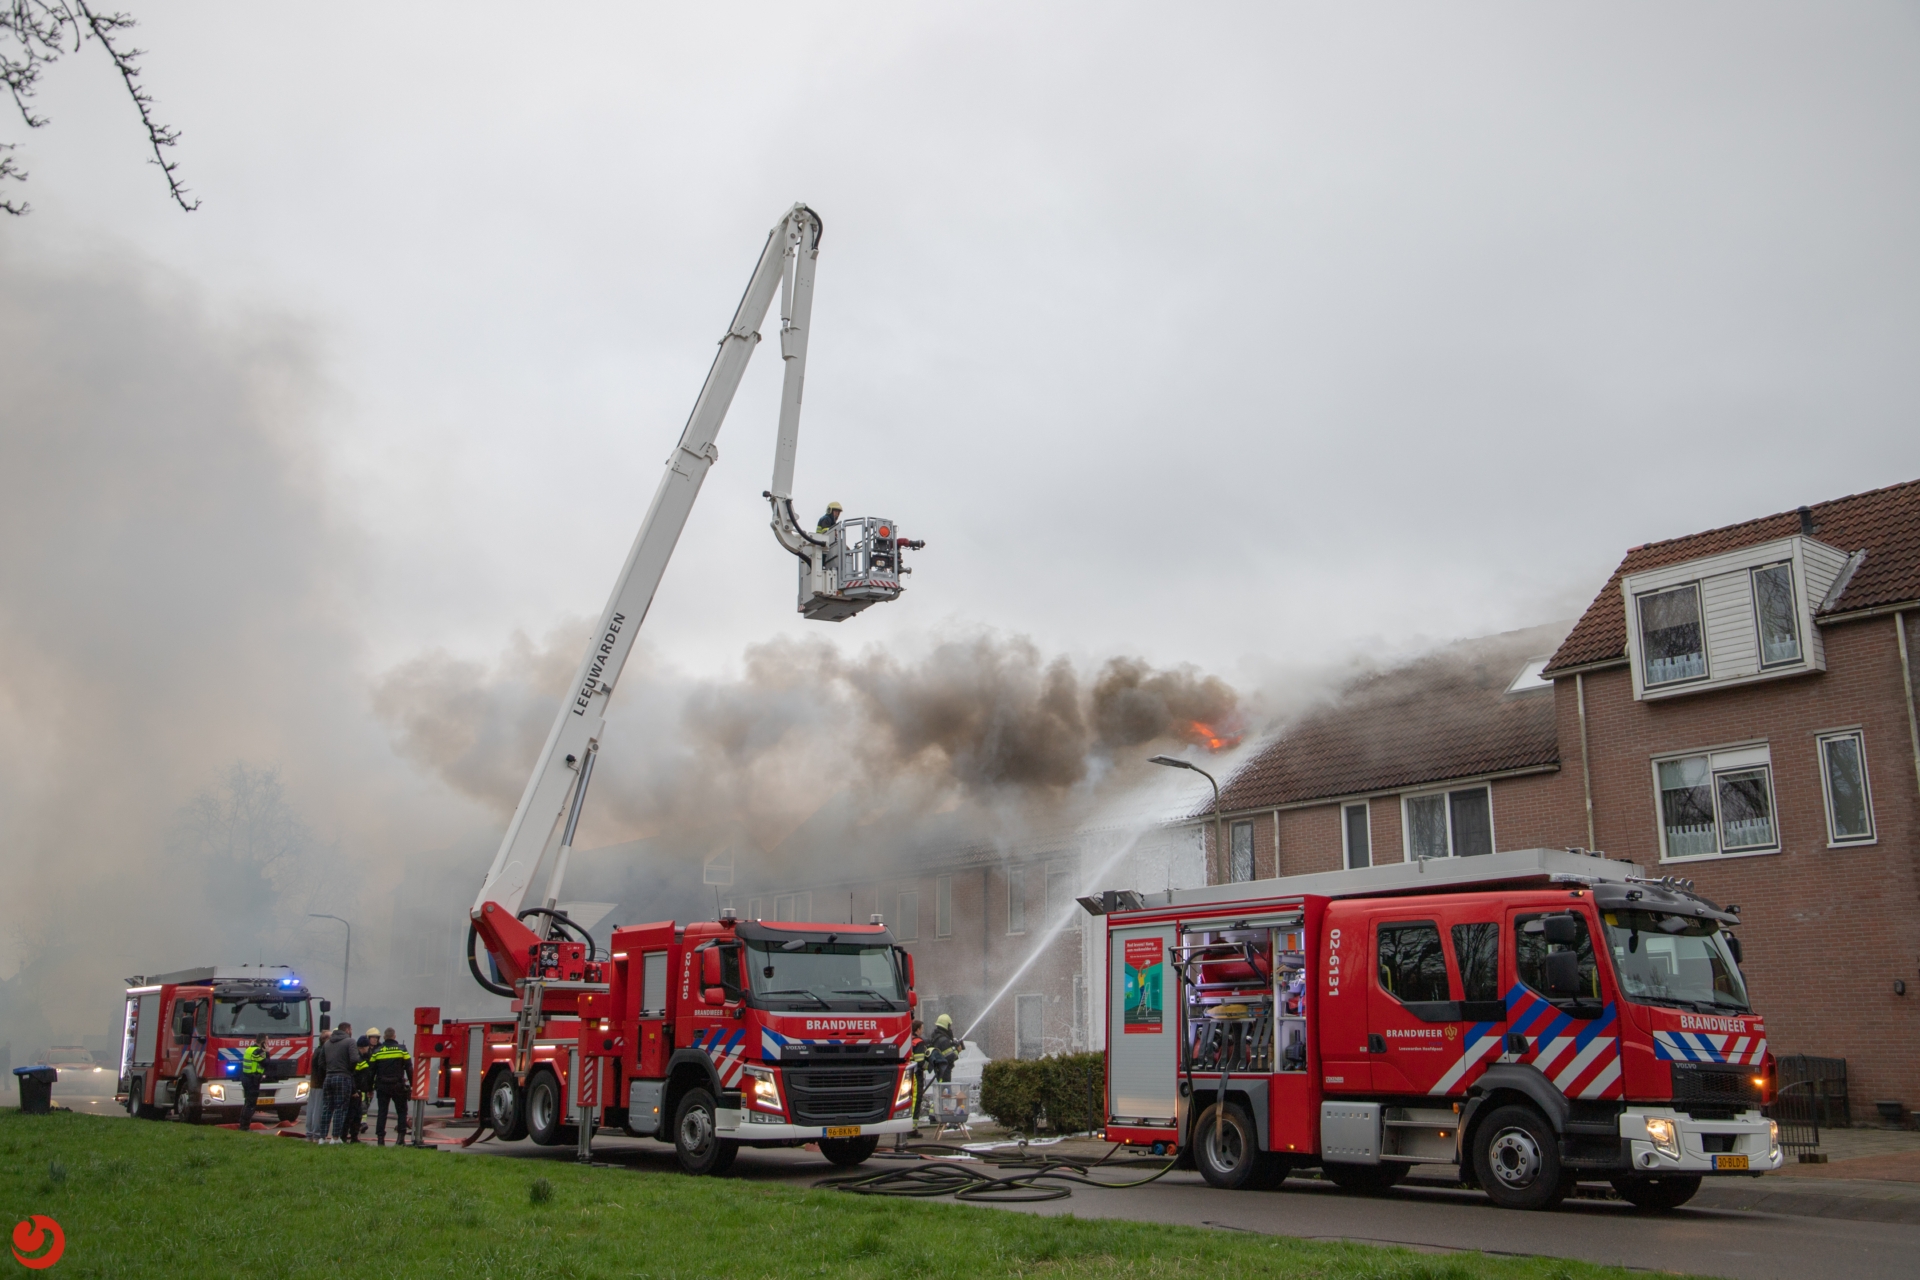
[[979, 1051, 1105, 1134]]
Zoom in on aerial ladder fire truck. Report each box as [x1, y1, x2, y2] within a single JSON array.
[[409, 205, 923, 1173], [1088, 847, 1782, 1211]]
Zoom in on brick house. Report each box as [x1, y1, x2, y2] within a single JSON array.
[[1194, 479, 1920, 1113], [1190, 623, 1571, 883], [1540, 479, 1920, 1112]]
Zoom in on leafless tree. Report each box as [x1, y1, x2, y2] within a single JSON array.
[[2, 1, 193, 215]]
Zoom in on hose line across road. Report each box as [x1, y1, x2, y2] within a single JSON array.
[[814, 1142, 1177, 1202]]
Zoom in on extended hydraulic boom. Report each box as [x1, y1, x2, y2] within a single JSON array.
[[468, 204, 920, 993]]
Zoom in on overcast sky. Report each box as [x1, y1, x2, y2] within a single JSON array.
[[13, 2, 1920, 687]]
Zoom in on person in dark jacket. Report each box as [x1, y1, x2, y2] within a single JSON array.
[[306, 1038, 327, 1141], [370, 1028, 412, 1146], [927, 1013, 962, 1082], [815, 501, 842, 533], [345, 1035, 374, 1142], [318, 1023, 358, 1144]]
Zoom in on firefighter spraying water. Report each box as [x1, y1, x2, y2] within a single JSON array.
[[410, 205, 926, 1173]]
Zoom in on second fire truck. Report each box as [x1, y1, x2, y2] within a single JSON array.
[[1090, 847, 1781, 1211]]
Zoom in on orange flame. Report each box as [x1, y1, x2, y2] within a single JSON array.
[[1187, 719, 1243, 752]]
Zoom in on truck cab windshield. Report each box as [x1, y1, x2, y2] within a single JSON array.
[[213, 998, 311, 1036], [1601, 910, 1748, 1012], [746, 939, 904, 1011]]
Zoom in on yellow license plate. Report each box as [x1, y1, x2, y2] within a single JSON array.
[[1715, 1154, 1749, 1171], [825, 1126, 861, 1139]]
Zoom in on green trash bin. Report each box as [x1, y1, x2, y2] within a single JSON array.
[[14, 1066, 57, 1114]]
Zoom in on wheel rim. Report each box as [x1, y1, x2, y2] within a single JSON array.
[[1204, 1110, 1246, 1172], [490, 1078, 516, 1128], [529, 1081, 553, 1134], [1488, 1125, 1543, 1189], [679, 1104, 713, 1154]]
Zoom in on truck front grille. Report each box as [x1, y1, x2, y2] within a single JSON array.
[[1671, 1064, 1759, 1114], [784, 1067, 893, 1126]]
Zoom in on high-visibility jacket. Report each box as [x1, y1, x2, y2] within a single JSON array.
[[369, 1041, 411, 1090], [240, 1045, 267, 1077]]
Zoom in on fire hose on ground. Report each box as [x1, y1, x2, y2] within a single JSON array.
[[813, 1142, 1178, 1202]]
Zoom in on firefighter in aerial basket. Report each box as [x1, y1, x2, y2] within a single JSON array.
[[815, 500, 842, 533], [238, 1034, 267, 1130]]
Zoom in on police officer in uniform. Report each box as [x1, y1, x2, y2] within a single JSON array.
[[370, 1028, 413, 1146], [238, 1034, 268, 1130]]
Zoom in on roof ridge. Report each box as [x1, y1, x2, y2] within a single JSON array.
[[1627, 476, 1920, 555]]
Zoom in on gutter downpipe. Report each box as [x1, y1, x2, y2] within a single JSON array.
[[1898, 611, 1920, 802], [1576, 673, 1597, 853]]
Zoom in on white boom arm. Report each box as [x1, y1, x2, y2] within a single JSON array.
[[472, 204, 823, 920]]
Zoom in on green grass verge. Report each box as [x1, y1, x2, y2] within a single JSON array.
[[2, 1112, 1657, 1278]]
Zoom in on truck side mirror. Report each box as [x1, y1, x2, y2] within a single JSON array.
[[1542, 915, 1580, 946], [319, 1000, 332, 1013], [1544, 950, 1581, 997], [703, 987, 727, 1006], [319, 1015, 331, 1033], [1725, 934, 1744, 965], [700, 947, 723, 989]]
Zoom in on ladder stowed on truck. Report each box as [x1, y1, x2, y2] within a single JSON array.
[[408, 204, 924, 1172], [1089, 848, 1782, 1211]]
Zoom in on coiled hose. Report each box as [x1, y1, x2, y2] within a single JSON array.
[[814, 1142, 1177, 1202]]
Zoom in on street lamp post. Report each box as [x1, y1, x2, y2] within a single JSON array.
[[308, 913, 351, 1014], [1149, 755, 1224, 884]]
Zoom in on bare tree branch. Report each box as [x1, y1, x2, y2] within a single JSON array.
[[0, 1, 195, 215]]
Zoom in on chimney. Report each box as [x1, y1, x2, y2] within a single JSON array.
[[1797, 505, 1816, 536]]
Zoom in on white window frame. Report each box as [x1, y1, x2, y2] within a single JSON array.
[[935, 874, 953, 938], [773, 891, 812, 921], [1006, 867, 1025, 935], [1046, 864, 1079, 932], [1342, 801, 1371, 870], [1635, 581, 1711, 689], [895, 890, 920, 941], [1816, 729, 1876, 848], [1651, 744, 1781, 862], [1400, 785, 1495, 861], [1750, 561, 1803, 670]]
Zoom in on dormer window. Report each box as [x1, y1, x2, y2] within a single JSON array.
[[1751, 562, 1801, 666], [1636, 584, 1706, 686]]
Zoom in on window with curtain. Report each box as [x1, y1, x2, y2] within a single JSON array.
[[1637, 583, 1707, 686], [1404, 787, 1492, 859], [1654, 746, 1778, 858]]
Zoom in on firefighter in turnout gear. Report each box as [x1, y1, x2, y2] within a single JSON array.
[[370, 1028, 412, 1145], [927, 1013, 962, 1083], [815, 500, 842, 533], [238, 1034, 267, 1130]]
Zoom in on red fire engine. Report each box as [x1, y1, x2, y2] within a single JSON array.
[[118, 966, 318, 1124], [411, 912, 919, 1171], [407, 205, 924, 1172], [1091, 848, 1781, 1211]]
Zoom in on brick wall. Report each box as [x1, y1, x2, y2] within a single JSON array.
[[1565, 615, 1920, 1110]]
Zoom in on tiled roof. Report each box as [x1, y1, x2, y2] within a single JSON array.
[[1204, 628, 1563, 815], [1545, 478, 1920, 674]]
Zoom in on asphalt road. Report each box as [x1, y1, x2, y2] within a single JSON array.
[[460, 1133, 1920, 1280]]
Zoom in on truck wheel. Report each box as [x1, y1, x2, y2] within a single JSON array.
[[819, 1136, 880, 1167], [1610, 1175, 1701, 1211], [1472, 1104, 1569, 1211], [1193, 1101, 1260, 1190], [1322, 1161, 1407, 1195], [486, 1069, 529, 1141], [276, 1107, 303, 1125], [1250, 1152, 1293, 1190], [172, 1072, 201, 1123], [525, 1070, 564, 1146], [672, 1088, 738, 1176]]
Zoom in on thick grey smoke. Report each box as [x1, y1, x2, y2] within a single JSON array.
[[0, 246, 477, 1058], [376, 625, 1244, 859]]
